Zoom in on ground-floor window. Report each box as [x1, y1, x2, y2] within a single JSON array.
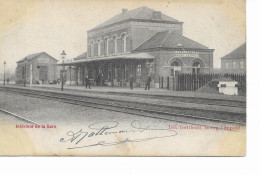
[[192, 61, 201, 74], [233, 62, 237, 69], [225, 62, 229, 69], [240, 61, 244, 69], [171, 61, 180, 76], [137, 64, 141, 76]]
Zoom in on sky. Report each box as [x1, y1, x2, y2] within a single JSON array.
[[0, 0, 246, 73]]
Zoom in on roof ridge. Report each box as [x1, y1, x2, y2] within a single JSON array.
[[133, 31, 161, 50], [134, 31, 168, 51], [173, 33, 208, 49], [222, 43, 246, 58], [134, 31, 210, 51], [132, 6, 146, 19], [90, 6, 181, 31], [16, 52, 57, 63], [160, 31, 172, 47]]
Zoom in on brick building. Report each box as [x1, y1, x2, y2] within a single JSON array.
[[61, 6, 214, 87], [16, 52, 59, 84], [221, 43, 246, 74]]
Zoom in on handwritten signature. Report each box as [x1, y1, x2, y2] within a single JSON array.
[[60, 120, 178, 149]]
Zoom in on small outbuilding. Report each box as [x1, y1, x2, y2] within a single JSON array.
[[221, 43, 246, 74], [16, 52, 59, 84]]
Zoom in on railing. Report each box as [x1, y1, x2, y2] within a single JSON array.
[[158, 73, 246, 93]]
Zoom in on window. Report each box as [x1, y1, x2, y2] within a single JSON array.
[[225, 62, 229, 69], [240, 61, 244, 69], [137, 64, 142, 76], [122, 34, 126, 53], [233, 62, 236, 69], [171, 61, 180, 76], [90, 41, 94, 57], [97, 40, 101, 56], [192, 61, 201, 74], [104, 38, 109, 55], [113, 36, 117, 54]]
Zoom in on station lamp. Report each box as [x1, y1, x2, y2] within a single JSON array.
[[60, 50, 66, 91], [3, 61, 6, 86]]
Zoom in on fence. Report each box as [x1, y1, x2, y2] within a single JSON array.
[[158, 73, 246, 93]]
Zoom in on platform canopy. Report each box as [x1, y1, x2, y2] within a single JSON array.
[[57, 52, 154, 66]]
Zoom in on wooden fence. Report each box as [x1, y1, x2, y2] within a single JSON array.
[[158, 73, 246, 93]]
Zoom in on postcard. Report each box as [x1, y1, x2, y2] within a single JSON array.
[[0, 0, 246, 156]]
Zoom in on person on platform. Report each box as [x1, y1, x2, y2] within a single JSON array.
[[144, 74, 151, 90], [130, 74, 134, 90], [85, 76, 91, 89]]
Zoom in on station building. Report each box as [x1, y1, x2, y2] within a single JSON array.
[[61, 6, 214, 87], [221, 43, 246, 74], [16, 52, 59, 84]]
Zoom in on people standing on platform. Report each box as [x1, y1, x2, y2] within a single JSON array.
[[130, 74, 134, 90], [85, 76, 91, 89], [101, 74, 104, 86], [96, 75, 100, 86], [145, 74, 151, 90]]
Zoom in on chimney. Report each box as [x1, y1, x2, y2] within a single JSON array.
[[152, 11, 161, 19], [122, 8, 128, 14]]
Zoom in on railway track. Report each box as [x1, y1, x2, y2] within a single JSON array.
[[0, 86, 246, 125], [103, 91, 246, 108], [3, 85, 246, 108], [0, 108, 41, 125]]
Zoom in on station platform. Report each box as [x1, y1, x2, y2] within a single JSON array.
[[9, 83, 245, 101], [1, 84, 246, 115]]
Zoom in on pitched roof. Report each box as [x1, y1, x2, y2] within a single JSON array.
[[74, 51, 87, 60], [134, 31, 209, 51], [17, 52, 57, 63], [92, 6, 181, 30], [222, 43, 246, 59]]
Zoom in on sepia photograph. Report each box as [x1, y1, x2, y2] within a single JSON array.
[[0, 0, 246, 156]]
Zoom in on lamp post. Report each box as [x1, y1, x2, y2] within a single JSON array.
[[3, 61, 6, 86], [24, 57, 27, 87], [61, 50, 66, 91], [69, 66, 72, 86]]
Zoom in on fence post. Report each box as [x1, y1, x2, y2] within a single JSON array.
[[161, 77, 164, 89], [167, 76, 169, 90], [174, 75, 179, 91], [159, 76, 161, 88]]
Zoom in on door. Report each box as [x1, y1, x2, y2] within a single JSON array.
[[39, 66, 48, 82]]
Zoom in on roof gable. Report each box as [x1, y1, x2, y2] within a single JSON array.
[[134, 31, 209, 51], [222, 43, 246, 59], [92, 6, 180, 30], [74, 51, 88, 60], [17, 52, 58, 63]]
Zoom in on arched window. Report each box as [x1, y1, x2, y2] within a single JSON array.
[[171, 61, 180, 76], [192, 61, 201, 74], [113, 36, 117, 54], [104, 38, 109, 55], [97, 39, 101, 56], [122, 34, 126, 53], [90, 41, 94, 57]]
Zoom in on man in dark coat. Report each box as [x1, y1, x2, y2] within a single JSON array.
[[129, 74, 134, 90], [85, 76, 91, 89], [145, 75, 152, 90]]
